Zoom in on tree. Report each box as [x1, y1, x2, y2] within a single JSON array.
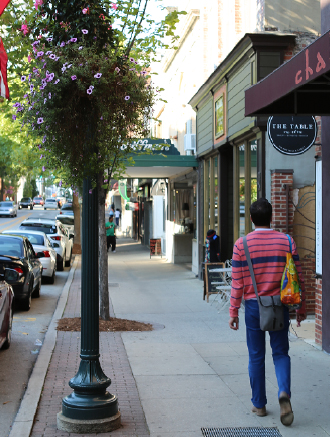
[[11, 0, 184, 320]]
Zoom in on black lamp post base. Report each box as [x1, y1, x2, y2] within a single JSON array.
[[57, 411, 121, 434]]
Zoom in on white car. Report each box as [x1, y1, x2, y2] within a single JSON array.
[[0, 201, 18, 218], [19, 218, 73, 271], [55, 214, 74, 239], [43, 198, 59, 210], [2, 230, 57, 283]]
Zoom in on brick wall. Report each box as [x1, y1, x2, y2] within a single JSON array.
[[300, 255, 316, 315], [270, 170, 294, 233], [315, 278, 322, 345]]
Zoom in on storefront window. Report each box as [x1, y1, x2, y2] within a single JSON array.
[[239, 144, 245, 237], [214, 157, 218, 234], [204, 156, 219, 239]]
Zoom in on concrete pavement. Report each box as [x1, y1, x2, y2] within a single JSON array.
[[10, 235, 330, 437]]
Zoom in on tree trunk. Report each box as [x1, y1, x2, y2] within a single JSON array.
[[98, 172, 110, 320], [72, 192, 82, 254]]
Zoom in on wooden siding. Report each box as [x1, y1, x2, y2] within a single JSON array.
[[227, 62, 251, 138], [197, 100, 213, 155]]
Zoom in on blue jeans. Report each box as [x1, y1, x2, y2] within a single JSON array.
[[245, 299, 291, 408]]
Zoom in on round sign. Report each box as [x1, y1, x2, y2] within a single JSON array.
[[267, 116, 317, 155]]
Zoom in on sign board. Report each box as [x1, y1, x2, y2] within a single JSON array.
[[267, 116, 317, 155], [204, 262, 225, 302], [121, 139, 180, 155], [150, 238, 162, 258], [315, 159, 322, 276]]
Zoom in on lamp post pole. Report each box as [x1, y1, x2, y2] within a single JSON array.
[[57, 177, 121, 433]]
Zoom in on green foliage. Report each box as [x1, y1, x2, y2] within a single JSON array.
[[22, 176, 38, 198]]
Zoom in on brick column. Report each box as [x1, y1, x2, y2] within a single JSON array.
[[315, 278, 322, 345], [270, 170, 294, 233]]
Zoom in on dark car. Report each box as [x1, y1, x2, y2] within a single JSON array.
[[33, 196, 44, 206], [19, 197, 33, 210], [0, 234, 43, 311], [59, 203, 73, 216], [0, 280, 14, 350]]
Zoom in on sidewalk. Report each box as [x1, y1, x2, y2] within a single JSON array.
[[13, 236, 330, 436]]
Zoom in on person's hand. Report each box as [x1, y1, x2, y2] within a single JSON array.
[[229, 317, 239, 330], [296, 312, 307, 327]]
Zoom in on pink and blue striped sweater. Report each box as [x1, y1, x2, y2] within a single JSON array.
[[229, 229, 306, 318]]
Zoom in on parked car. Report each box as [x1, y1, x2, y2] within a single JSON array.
[[18, 197, 33, 210], [43, 198, 59, 210], [0, 201, 18, 218], [59, 202, 73, 216], [19, 218, 72, 270], [0, 279, 14, 350], [0, 234, 43, 310], [33, 196, 44, 207], [3, 230, 56, 284], [56, 215, 74, 239]]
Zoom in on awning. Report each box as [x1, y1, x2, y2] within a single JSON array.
[[245, 31, 330, 116], [123, 154, 198, 178]]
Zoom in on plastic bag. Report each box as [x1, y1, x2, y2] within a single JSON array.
[[280, 236, 302, 309]]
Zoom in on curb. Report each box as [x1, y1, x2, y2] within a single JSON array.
[[9, 257, 79, 437]]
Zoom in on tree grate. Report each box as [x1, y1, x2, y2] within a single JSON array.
[[201, 428, 282, 437]]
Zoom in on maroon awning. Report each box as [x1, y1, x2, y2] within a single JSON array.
[[245, 31, 330, 116]]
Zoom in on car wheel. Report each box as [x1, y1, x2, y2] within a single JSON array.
[[58, 253, 65, 271], [30, 206, 33, 210], [22, 282, 33, 311], [44, 207, 46, 210], [49, 269, 55, 284], [33, 277, 41, 298], [65, 249, 72, 267], [2, 306, 13, 350]]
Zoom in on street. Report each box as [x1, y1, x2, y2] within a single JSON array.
[[0, 206, 71, 437]]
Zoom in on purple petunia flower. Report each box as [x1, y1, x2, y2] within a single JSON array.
[[42, 135, 46, 143], [82, 29, 88, 34], [40, 85, 45, 90], [49, 54, 56, 59], [60, 41, 66, 47], [46, 37, 53, 42], [44, 98, 47, 104], [67, 64, 72, 68], [141, 71, 147, 76], [130, 57, 135, 62], [37, 117, 44, 124], [61, 67, 66, 73], [71, 75, 77, 80], [100, 116, 103, 120], [40, 154, 43, 159], [89, 189, 92, 194], [21, 75, 26, 81], [94, 73, 102, 79], [12, 115, 16, 120], [54, 56, 60, 61], [70, 38, 77, 43], [87, 88, 93, 95], [54, 79, 60, 84], [42, 166, 45, 171], [46, 51, 52, 55], [125, 96, 130, 100], [89, 85, 94, 90], [78, 46, 83, 50], [59, 180, 62, 187], [115, 67, 120, 73], [30, 84, 34, 91], [48, 92, 51, 99], [36, 51, 44, 57]]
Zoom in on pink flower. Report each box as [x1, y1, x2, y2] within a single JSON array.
[[82, 8, 88, 14], [21, 23, 29, 35], [37, 117, 44, 124], [34, 0, 43, 10], [71, 75, 77, 80], [28, 53, 32, 63], [111, 3, 118, 10], [82, 29, 88, 34], [125, 96, 130, 101], [94, 73, 102, 79], [115, 67, 120, 73]]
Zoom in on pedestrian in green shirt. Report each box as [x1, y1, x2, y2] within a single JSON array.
[[105, 216, 116, 252]]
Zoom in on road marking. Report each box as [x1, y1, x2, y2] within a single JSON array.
[[0, 212, 32, 231]]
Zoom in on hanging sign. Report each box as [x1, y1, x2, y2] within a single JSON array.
[[267, 116, 317, 155]]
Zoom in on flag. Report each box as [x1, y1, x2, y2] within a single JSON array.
[[0, 37, 10, 99], [0, 0, 10, 16]]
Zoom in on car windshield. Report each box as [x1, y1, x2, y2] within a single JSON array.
[[21, 198, 31, 202], [20, 223, 58, 234], [34, 197, 42, 201], [0, 237, 23, 257], [46, 199, 56, 202], [57, 217, 74, 226], [9, 232, 44, 245], [0, 202, 13, 207], [62, 204, 72, 210]]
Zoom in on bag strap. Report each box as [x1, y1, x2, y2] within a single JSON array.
[[286, 234, 292, 254], [243, 236, 260, 304]]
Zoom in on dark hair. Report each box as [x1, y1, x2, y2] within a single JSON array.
[[250, 198, 272, 226]]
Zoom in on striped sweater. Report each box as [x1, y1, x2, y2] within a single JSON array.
[[229, 229, 306, 318]]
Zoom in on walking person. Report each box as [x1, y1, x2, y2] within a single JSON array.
[[115, 208, 121, 227], [105, 215, 116, 253], [229, 198, 306, 426]]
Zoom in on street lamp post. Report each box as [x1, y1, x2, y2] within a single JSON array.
[[57, 178, 121, 433]]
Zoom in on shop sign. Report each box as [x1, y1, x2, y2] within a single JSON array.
[[120, 138, 180, 155], [267, 116, 317, 155]]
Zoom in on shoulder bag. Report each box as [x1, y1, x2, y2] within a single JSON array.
[[243, 236, 284, 332]]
